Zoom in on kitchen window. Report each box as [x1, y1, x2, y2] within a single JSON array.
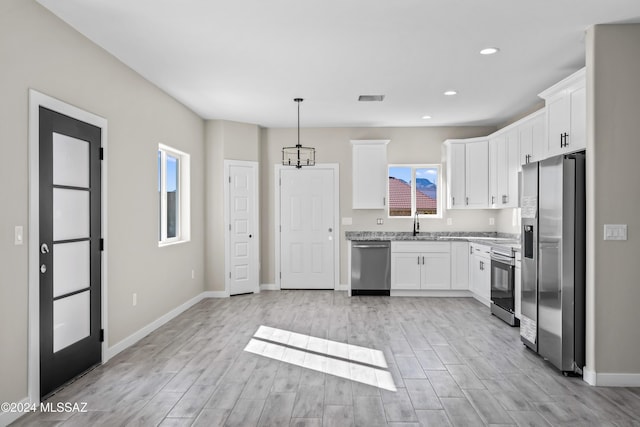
[[388, 165, 441, 218], [158, 144, 191, 246]]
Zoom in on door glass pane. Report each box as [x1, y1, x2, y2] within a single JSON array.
[[416, 167, 438, 215], [53, 132, 90, 188], [388, 166, 412, 217], [166, 154, 179, 238], [53, 290, 90, 353], [53, 188, 90, 241], [53, 241, 90, 298]]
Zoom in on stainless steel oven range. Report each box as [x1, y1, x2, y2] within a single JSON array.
[[490, 246, 519, 326]]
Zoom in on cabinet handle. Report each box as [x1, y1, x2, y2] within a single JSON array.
[[422, 256, 425, 265], [452, 196, 455, 206], [560, 132, 569, 147], [470, 246, 474, 254], [491, 196, 495, 205], [383, 197, 386, 206], [502, 195, 508, 204], [466, 197, 469, 205], [525, 154, 530, 163], [480, 261, 484, 271], [417, 256, 420, 265]]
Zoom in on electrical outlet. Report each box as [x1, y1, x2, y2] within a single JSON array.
[[489, 217, 495, 225], [132, 293, 137, 306], [446, 218, 453, 226], [376, 218, 384, 225]]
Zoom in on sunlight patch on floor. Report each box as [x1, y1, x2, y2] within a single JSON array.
[[244, 325, 397, 392]]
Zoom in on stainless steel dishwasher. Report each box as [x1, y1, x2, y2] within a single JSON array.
[[351, 241, 391, 296]]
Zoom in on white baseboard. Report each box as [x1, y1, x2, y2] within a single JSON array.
[[582, 368, 640, 387], [260, 283, 279, 291], [105, 292, 207, 361], [391, 290, 474, 298], [0, 397, 31, 427], [335, 283, 348, 291], [202, 290, 229, 298]]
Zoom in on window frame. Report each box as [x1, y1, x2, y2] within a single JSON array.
[[387, 163, 442, 219], [158, 143, 191, 246]]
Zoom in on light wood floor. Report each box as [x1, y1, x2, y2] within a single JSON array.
[[13, 291, 640, 426]]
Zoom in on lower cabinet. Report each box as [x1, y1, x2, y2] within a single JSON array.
[[469, 243, 491, 305], [391, 242, 451, 290]]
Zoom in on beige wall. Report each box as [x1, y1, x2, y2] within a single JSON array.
[[204, 120, 261, 291], [586, 24, 640, 375], [260, 126, 498, 285], [0, 0, 205, 404]]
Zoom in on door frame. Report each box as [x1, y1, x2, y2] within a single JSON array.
[[28, 89, 108, 403], [224, 159, 260, 296], [274, 163, 340, 290]]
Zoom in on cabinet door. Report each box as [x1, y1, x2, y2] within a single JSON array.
[[519, 122, 533, 166], [479, 257, 491, 303], [469, 253, 481, 295], [391, 253, 421, 289], [546, 95, 570, 157], [352, 142, 388, 209], [464, 140, 489, 208], [504, 129, 519, 208], [450, 242, 469, 290], [568, 85, 586, 152], [488, 136, 501, 208], [531, 113, 546, 162], [447, 143, 466, 208], [421, 253, 451, 290]]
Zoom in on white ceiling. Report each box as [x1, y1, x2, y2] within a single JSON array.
[[37, 0, 640, 128]]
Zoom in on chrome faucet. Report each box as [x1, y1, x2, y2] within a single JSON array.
[[413, 211, 420, 236]]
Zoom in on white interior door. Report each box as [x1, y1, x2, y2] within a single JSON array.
[[280, 167, 335, 289], [226, 160, 259, 295]]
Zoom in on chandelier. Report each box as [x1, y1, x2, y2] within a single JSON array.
[[282, 98, 315, 168]]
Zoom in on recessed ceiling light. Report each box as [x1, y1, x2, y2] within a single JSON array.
[[422, 115, 432, 120], [358, 95, 385, 102], [444, 90, 457, 96], [480, 47, 500, 55]]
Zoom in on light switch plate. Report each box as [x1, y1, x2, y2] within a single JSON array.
[[341, 217, 353, 225], [604, 224, 627, 241], [15, 226, 24, 245]]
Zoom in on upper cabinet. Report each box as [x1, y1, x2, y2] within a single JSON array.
[[518, 110, 545, 167], [489, 128, 519, 208], [351, 140, 389, 209], [445, 138, 489, 209], [539, 68, 586, 157]]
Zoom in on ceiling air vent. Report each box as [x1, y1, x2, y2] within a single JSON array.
[[358, 95, 385, 102]]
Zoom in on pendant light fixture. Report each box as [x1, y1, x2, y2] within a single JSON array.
[[282, 98, 315, 169]]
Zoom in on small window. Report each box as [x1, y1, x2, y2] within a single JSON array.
[[158, 144, 190, 246], [388, 164, 441, 218]]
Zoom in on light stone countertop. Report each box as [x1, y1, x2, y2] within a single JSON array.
[[345, 231, 521, 251]]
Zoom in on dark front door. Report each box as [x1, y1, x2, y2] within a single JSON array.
[[39, 106, 102, 398]]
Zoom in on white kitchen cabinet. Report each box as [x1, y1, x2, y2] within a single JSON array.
[[489, 129, 518, 208], [465, 140, 489, 208], [391, 242, 451, 290], [447, 142, 466, 209], [469, 243, 491, 306], [515, 251, 522, 320], [445, 138, 489, 209], [518, 110, 546, 167], [450, 242, 469, 290], [351, 140, 389, 209], [539, 68, 586, 157]]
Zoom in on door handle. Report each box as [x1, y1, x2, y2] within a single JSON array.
[[328, 227, 333, 233], [41, 243, 50, 254]]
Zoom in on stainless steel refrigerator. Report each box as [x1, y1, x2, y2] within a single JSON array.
[[520, 152, 585, 374]]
